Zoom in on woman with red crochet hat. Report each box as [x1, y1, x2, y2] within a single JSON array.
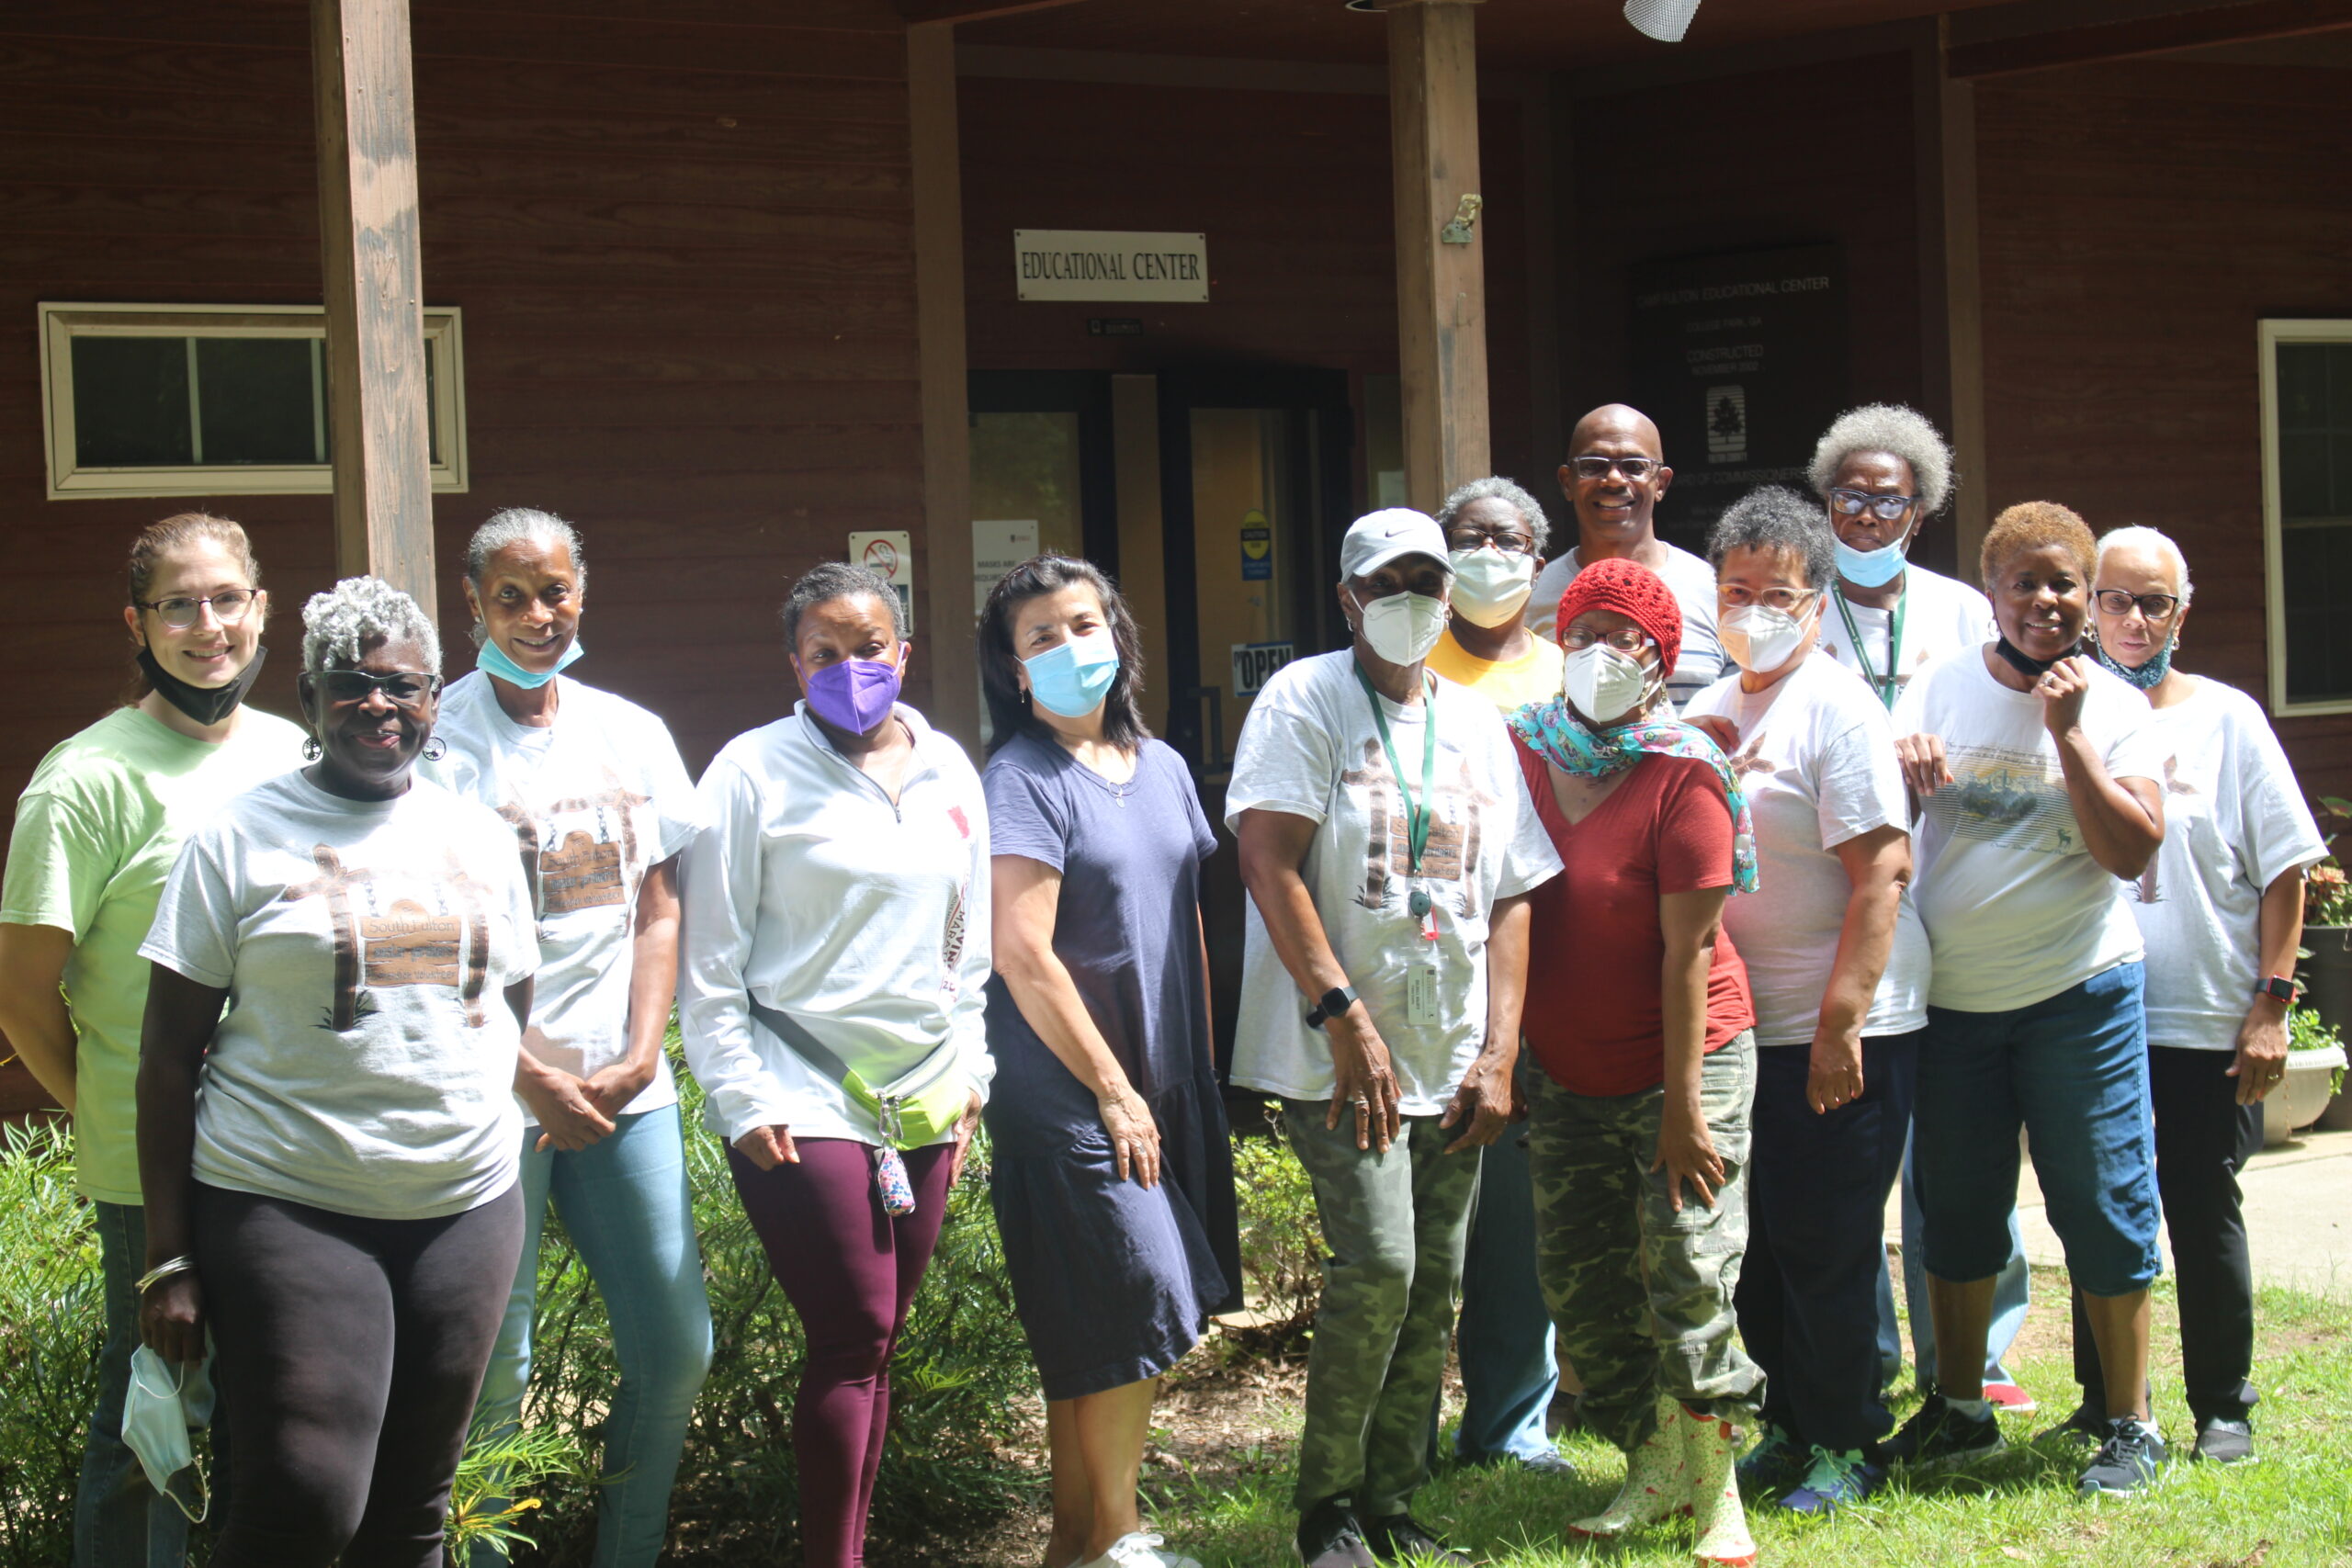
[[1511, 556, 1765, 1567]]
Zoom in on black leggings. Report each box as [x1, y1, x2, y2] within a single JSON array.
[[191, 1180, 524, 1568]]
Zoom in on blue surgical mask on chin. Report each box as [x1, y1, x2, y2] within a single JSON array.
[[1833, 527, 1913, 589], [476, 632, 583, 689]]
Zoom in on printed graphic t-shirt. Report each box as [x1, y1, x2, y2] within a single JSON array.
[[141, 772, 539, 1220], [2, 705, 305, 1203], [1225, 651, 1562, 1115], [1893, 646, 2165, 1013], [432, 672, 703, 1119]]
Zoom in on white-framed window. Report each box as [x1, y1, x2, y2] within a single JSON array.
[[2261, 318, 2352, 716], [38, 302, 469, 500]]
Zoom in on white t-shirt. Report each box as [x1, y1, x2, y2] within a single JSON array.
[[1819, 564, 1994, 706], [141, 773, 538, 1220], [1685, 652, 1930, 1045], [1892, 648, 2165, 1013], [433, 673, 704, 1120], [2127, 679, 2326, 1049], [1528, 542, 1724, 712], [1224, 650, 1561, 1113]]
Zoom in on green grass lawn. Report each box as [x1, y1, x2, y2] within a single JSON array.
[[1134, 1278, 2352, 1568]]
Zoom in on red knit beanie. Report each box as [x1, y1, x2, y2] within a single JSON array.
[[1553, 556, 1683, 676]]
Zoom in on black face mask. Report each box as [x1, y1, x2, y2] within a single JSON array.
[[137, 645, 266, 728], [1992, 634, 2081, 682]]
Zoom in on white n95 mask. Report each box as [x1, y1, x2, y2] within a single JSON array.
[[1562, 644, 1657, 724], [1446, 547, 1536, 628], [1353, 589, 1450, 664], [1720, 603, 1814, 675]]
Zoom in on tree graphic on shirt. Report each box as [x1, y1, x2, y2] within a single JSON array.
[[281, 845, 496, 1031], [2132, 754, 2196, 906], [1339, 738, 1494, 915], [495, 766, 650, 918]]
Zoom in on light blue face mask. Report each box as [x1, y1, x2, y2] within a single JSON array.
[[124, 1345, 214, 1522], [1832, 524, 1914, 589], [476, 631, 584, 690], [1023, 627, 1121, 717]]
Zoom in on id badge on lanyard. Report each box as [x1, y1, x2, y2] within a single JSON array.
[[1358, 663, 1445, 1029]]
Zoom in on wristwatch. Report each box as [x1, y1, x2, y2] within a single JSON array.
[[1306, 984, 1359, 1028], [2257, 975, 2297, 1004]]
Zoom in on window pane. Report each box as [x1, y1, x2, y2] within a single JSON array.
[[2284, 519, 2352, 705], [72, 336, 191, 466], [197, 338, 319, 464]]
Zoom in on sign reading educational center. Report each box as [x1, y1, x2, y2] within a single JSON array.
[[1628, 243, 1847, 554], [1015, 230, 1210, 303]]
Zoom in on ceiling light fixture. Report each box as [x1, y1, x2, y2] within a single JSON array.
[[1623, 0, 1701, 43]]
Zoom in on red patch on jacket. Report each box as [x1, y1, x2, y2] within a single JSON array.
[[948, 805, 970, 840]]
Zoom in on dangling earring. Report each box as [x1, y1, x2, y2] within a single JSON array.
[[302, 735, 322, 761], [421, 737, 447, 762]]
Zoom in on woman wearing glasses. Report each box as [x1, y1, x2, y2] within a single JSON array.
[[0, 513, 303, 1566], [1682, 489, 1925, 1516], [1512, 558, 1762, 1567], [136, 576, 541, 1565], [2064, 526, 2324, 1466]]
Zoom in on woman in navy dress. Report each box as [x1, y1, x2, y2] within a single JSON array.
[[978, 556, 1239, 1568]]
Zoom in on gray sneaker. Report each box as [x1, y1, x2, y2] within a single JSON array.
[[2078, 1417, 2169, 1497], [2194, 1418, 2255, 1464]]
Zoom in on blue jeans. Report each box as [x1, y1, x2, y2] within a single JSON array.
[[75, 1201, 191, 1568], [1874, 1133, 2032, 1389], [1913, 962, 2161, 1300], [1448, 1101, 1558, 1463], [469, 1105, 713, 1568]]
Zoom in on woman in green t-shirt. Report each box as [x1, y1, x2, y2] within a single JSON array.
[[0, 513, 304, 1565]]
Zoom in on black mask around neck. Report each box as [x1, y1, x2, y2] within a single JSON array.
[[1992, 634, 2080, 682], [138, 645, 265, 728]]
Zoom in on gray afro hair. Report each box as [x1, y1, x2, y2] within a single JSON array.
[[302, 576, 442, 677], [1807, 403, 1954, 515], [1708, 485, 1838, 592], [466, 507, 587, 588], [1435, 475, 1553, 555]]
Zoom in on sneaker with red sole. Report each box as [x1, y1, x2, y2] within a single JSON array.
[[1983, 1382, 2038, 1416]]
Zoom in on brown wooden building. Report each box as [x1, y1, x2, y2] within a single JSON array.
[[6, 0, 2351, 1106]]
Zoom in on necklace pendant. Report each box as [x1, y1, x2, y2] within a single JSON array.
[[1408, 887, 1431, 919]]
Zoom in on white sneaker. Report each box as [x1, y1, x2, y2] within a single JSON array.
[[1080, 1531, 1203, 1568]]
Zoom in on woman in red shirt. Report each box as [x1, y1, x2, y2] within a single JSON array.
[[1510, 558, 1764, 1568]]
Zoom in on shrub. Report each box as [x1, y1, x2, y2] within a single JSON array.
[[0, 1118, 100, 1568], [1224, 1104, 1325, 1348]]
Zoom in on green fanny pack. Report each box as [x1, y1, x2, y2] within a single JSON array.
[[749, 999, 967, 1149]]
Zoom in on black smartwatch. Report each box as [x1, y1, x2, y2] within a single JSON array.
[[2257, 975, 2297, 1004], [1306, 984, 1359, 1029]]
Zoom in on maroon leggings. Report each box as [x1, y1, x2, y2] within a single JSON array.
[[728, 1138, 955, 1568]]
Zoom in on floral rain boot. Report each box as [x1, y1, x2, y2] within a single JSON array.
[[1570, 1396, 1687, 1538], [1682, 1404, 1759, 1567]]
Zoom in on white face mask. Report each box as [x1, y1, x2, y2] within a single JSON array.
[[1446, 547, 1536, 628], [1351, 587, 1450, 664], [1720, 602, 1815, 676], [1562, 643, 1657, 724]]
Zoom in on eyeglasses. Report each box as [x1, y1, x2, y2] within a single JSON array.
[[1571, 456, 1660, 482], [1718, 585, 1819, 615], [1828, 489, 1919, 523], [2094, 589, 2181, 624], [1561, 626, 1657, 655], [1446, 530, 1536, 557], [135, 589, 257, 629], [317, 670, 440, 707]]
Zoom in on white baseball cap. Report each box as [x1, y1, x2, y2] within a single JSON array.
[[1339, 508, 1453, 583]]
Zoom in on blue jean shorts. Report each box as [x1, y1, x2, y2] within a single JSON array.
[[1912, 961, 2160, 1298]]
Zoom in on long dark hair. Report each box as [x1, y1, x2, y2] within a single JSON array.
[[977, 555, 1150, 755]]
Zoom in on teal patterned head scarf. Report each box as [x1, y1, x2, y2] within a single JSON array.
[[1510, 698, 1761, 895]]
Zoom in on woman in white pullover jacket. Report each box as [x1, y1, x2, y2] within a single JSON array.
[[677, 561, 992, 1568]]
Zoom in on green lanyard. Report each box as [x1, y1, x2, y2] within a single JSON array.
[[1834, 587, 1906, 711], [1355, 663, 1439, 913]]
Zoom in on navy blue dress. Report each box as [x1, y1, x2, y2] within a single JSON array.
[[982, 734, 1242, 1400]]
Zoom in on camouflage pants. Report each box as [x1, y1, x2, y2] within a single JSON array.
[[1525, 1032, 1764, 1455], [1281, 1100, 1483, 1517]]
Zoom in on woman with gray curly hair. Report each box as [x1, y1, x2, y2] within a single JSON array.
[[135, 575, 542, 1566], [1682, 487, 1928, 1514]]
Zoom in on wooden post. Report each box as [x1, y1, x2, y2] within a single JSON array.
[[908, 25, 980, 750], [1387, 0, 1489, 515], [1936, 33, 1989, 581], [312, 0, 436, 616]]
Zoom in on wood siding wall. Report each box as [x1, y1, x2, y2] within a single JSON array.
[[1973, 58, 2352, 796]]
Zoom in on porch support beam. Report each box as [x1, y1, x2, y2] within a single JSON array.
[[312, 0, 436, 616], [1387, 0, 1489, 515]]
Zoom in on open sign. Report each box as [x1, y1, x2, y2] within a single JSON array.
[[1231, 640, 1295, 697]]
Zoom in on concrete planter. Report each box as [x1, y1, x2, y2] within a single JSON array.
[[2265, 1043, 2348, 1146]]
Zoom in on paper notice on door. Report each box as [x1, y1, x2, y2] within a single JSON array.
[[974, 521, 1040, 620]]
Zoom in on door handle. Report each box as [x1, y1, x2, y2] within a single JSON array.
[[1177, 684, 1226, 773]]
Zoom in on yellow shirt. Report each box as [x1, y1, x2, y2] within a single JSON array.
[[1427, 626, 1565, 713]]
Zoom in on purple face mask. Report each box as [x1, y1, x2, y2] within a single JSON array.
[[801, 656, 902, 734]]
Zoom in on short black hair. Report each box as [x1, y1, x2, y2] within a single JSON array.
[[977, 555, 1151, 754], [781, 560, 905, 651]]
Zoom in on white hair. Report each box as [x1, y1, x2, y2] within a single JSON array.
[[301, 576, 442, 676], [1436, 475, 1553, 555], [2097, 524, 2193, 608], [466, 507, 587, 589], [1807, 403, 1954, 515]]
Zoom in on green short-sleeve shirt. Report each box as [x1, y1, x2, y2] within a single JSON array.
[[3, 705, 305, 1202]]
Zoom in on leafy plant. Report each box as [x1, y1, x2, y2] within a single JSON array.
[[2287, 1006, 2347, 1097], [2305, 795, 2352, 927], [1225, 1105, 1325, 1346], [0, 1118, 100, 1568]]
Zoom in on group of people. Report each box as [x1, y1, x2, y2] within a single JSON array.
[[0, 393, 2318, 1568]]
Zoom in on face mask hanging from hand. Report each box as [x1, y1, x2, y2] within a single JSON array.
[[1446, 547, 1537, 628], [1352, 589, 1450, 664], [1023, 627, 1122, 716], [123, 1345, 214, 1522], [1833, 525, 1914, 589], [1720, 603, 1815, 675], [1562, 643, 1657, 724], [800, 655, 903, 734]]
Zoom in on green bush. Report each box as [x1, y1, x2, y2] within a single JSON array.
[[0, 1118, 101, 1568], [1225, 1104, 1325, 1345]]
